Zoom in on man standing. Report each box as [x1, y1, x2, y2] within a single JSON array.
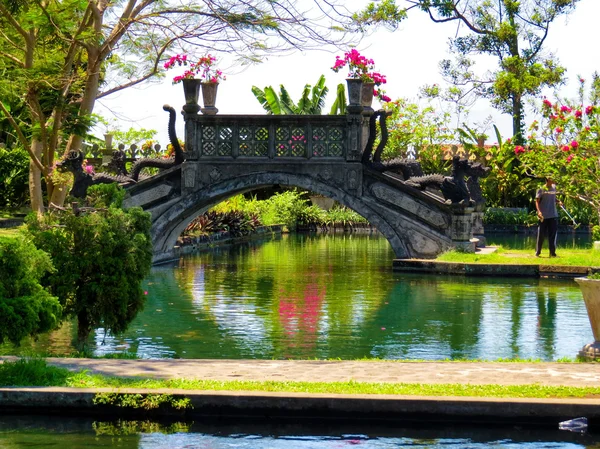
[[535, 176, 561, 257]]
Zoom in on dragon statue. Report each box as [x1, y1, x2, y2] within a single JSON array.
[[56, 150, 134, 199], [465, 160, 491, 206], [128, 104, 186, 181], [57, 104, 187, 198], [405, 155, 473, 205], [362, 109, 424, 180]]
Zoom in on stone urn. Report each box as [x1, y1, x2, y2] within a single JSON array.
[[575, 276, 600, 359], [309, 194, 335, 211], [360, 81, 375, 115], [182, 78, 201, 114], [201, 82, 219, 115], [346, 78, 363, 114]]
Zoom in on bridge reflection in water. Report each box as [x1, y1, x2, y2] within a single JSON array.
[[2, 234, 589, 360]]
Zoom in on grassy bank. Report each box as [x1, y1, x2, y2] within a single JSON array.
[[437, 247, 599, 267], [1, 358, 599, 400]]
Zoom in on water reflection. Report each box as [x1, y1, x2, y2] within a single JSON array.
[[1, 416, 599, 448], [0, 234, 592, 360]]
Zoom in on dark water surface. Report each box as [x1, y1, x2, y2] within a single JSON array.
[[1, 416, 599, 449], [1, 234, 592, 360]]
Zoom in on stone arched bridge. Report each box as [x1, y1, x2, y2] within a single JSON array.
[[123, 111, 476, 264]]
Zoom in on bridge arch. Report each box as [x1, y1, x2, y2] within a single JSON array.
[[150, 171, 413, 262]]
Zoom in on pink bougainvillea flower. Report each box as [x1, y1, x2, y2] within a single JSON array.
[[514, 145, 525, 155], [542, 98, 552, 108], [555, 127, 563, 133], [575, 110, 583, 118], [586, 105, 594, 115], [560, 105, 572, 113], [571, 140, 579, 148], [84, 165, 94, 174], [566, 154, 574, 163], [561, 145, 570, 152]]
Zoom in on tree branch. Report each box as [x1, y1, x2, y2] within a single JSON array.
[[0, 101, 45, 173]]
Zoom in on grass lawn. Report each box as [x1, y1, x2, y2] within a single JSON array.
[[437, 247, 600, 267], [1, 358, 599, 400]]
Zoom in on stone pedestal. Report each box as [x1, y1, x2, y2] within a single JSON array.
[[471, 203, 486, 247], [450, 205, 475, 253], [575, 277, 600, 360]]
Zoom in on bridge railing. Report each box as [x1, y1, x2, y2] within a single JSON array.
[[185, 114, 362, 162]]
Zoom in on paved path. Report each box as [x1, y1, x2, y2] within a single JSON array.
[[8, 358, 600, 387]]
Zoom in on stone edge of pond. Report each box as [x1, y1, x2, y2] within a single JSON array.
[[2, 387, 600, 429], [175, 225, 284, 256], [392, 259, 598, 279]]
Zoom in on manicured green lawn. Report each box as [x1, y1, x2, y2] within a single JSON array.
[[437, 247, 600, 267], [1, 358, 599, 400]]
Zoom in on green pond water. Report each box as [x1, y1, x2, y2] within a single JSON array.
[[1, 233, 592, 361]]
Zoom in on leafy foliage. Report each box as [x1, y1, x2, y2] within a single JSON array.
[[0, 236, 62, 345], [383, 98, 455, 173], [517, 77, 600, 225], [354, 0, 579, 142], [0, 146, 29, 209], [23, 194, 153, 347], [252, 75, 329, 115]]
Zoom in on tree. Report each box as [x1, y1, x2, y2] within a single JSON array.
[[353, 0, 579, 144], [0, 0, 355, 213], [252, 75, 330, 114], [24, 184, 153, 348], [0, 236, 62, 346]]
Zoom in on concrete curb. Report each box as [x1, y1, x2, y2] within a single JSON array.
[[393, 259, 599, 279], [2, 387, 600, 428]]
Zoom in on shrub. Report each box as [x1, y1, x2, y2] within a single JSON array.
[[24, 191, 152, 348], [0, 236, 62, 345], [0, 147, 29, 209], [593, 225, 600, 242]]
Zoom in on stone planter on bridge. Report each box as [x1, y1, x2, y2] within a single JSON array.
[[182, 79, 202, 114], [200, 82, 219, 115]]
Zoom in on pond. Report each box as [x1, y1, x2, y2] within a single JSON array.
[[1, 415, 599, 449], [1, 233, 592, 361]]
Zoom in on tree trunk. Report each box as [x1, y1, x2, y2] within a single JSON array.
[[29, 139, 44, 214], [512, 95, 524, 145], [49, 182, 69, 207]]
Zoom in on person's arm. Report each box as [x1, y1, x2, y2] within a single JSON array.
[[535, 196, 543, 220]]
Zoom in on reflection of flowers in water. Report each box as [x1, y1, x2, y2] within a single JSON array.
[[278, 281, 326, 356]]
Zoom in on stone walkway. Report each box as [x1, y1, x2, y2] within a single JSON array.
[[10, 358, 600, 388]]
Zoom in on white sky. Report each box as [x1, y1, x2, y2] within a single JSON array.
[[93, 0, 599, 146]]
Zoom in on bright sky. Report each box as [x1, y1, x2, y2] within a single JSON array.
[[94, 0, 600, 146]]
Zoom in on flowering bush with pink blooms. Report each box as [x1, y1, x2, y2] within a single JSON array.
[[515, 76, 600, 225], [164, 54, 225, 84], [331, 49, 390, 102]]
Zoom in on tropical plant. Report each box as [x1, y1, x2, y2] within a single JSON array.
[[252, 75, 329, 115], [329, 83, 347, 115], [0, 236, 62, 346]]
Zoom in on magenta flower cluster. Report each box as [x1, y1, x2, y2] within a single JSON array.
[[332, 49, 391, 103], [164, 54, 225, 84]]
